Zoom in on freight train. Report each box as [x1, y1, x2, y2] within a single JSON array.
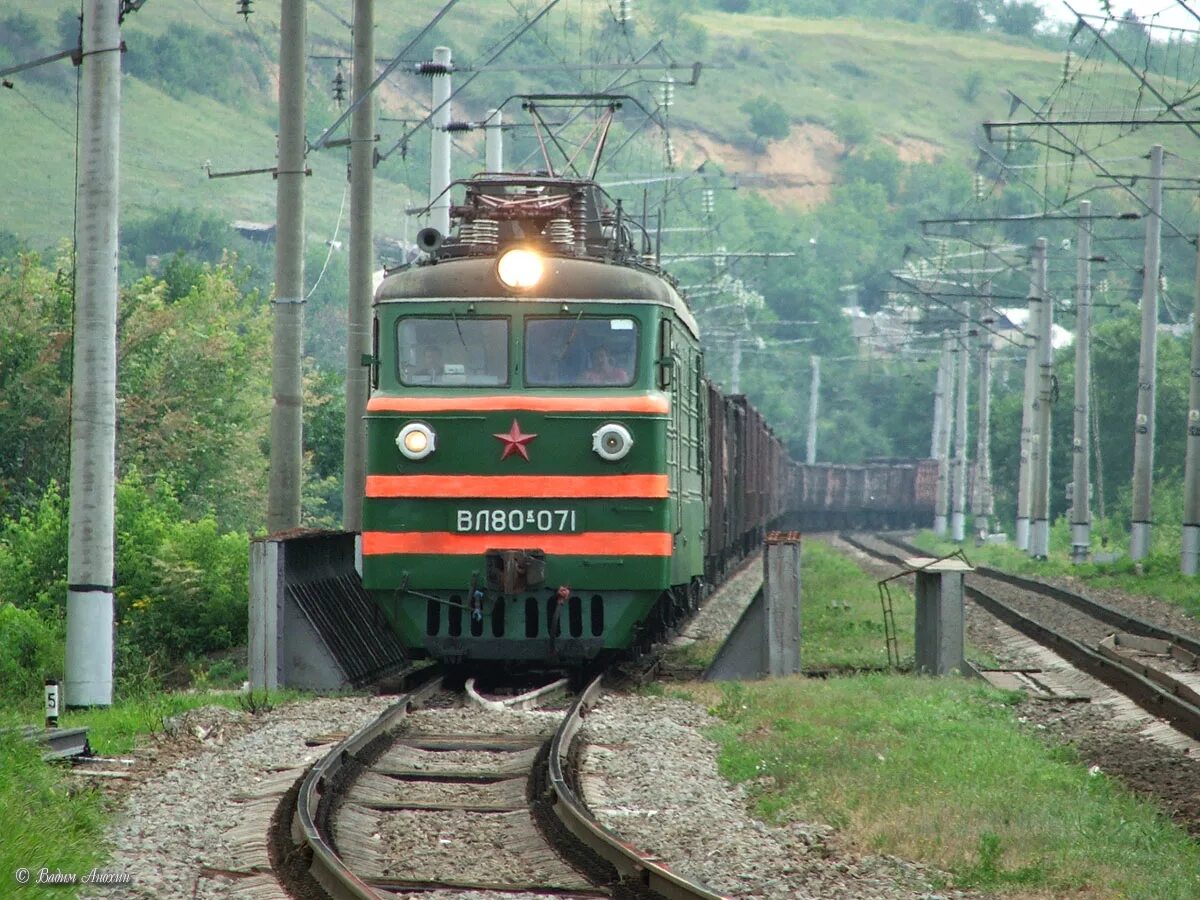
[[360, 172, 933, 665]]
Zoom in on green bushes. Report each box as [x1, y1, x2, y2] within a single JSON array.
[[0, 604, 63, 705], [0, 472, 249, 695]]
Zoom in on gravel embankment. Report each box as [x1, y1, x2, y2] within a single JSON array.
[[578, 692, 983, 900], [82, 696, 394, 898]]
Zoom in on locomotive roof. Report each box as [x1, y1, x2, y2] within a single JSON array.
[[376, 256, 700, 338]]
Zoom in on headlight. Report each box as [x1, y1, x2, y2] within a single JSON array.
[[396, 422, 436, 460], [496, 248, 544, 290], [592, 423, 633, 461]]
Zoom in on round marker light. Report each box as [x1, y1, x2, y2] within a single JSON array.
[[496, 248, 544, 290], [397, 422, 436, 460], [592, 423, 633, 462]]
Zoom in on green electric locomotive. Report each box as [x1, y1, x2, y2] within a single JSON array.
[[361, 174, 706, 663]]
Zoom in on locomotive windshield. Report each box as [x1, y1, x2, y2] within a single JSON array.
[[524, 316, 638, 387], [397, 317, 509, 386]]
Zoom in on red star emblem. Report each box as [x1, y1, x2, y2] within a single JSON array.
[[493, 418, 538, 461]]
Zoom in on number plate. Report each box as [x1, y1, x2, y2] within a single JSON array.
[[455, 508, 579, 533]]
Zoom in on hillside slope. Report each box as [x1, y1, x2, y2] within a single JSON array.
[[2, 2, 1081, 249]]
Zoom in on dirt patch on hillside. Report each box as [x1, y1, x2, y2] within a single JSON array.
[[677, 124, 843, 209], [883, 135, 943, 164]]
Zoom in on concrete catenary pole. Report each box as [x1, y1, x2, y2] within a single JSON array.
[[1071, 201, 1093, 563], [1182, 225, 1200, 574], [1015, 241, 1045, 550], [1131, 144, 1164, 561], [268, 0, 307, 533], [430, 46, 452, 237], [973, 293, 994, 538], [951, 310, 970, 542], [934, 331, 955, 536], [730, 338, 742, 394], [342, 0, 374, 532], [930, 345, 946, 459], [65, 0, 121, 707], [1029, 237, 1053, 559], [485, 108, 503, 172], [806, 355, 820, 464]]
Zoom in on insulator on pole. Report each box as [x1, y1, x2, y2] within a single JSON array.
[[702, 188, 714, 216], [331, 62, 346, 107], [1063, 49, 1072, 80], [415, 61, 453, 76], [664, 135, 675, 170], [660, 76, 674, 109], [237, 0, 253, 20], [973, 172, 985, 200], [617, 0, 633, 25]]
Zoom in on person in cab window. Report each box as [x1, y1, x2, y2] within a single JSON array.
[[582, 345, 628, 385], [417, 345, 444, 382]]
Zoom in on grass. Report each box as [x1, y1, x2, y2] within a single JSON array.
[[0, 684, 310, 892], [682, 675, 1200, 898], [0, 728, 108, 895], [53, 687, 305, 755], [801, 538, 915, 670], [677, 10, 1168, 155]]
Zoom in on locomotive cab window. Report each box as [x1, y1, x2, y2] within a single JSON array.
[[524, 316, 638, 387], [397, 317, 509, 386]]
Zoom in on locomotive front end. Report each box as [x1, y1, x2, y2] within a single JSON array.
[[361, 176, 704, 664]]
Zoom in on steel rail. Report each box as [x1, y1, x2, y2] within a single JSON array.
[[874, 534, 1200, 658], [548, 674, 733, 900], [841, 534, 1200, 739], [961, 583, 1200, 738], [294, 671, 445, 900]]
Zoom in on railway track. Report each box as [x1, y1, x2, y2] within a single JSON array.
[[281, 670, 730, 899], [841, 532, 1200, 740]]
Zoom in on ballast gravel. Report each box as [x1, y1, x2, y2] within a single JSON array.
[[578, 692, 981, 900], [81, 686, 981, 900], [80, 695, 394, 898]]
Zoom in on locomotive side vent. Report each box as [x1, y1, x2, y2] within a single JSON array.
[[568, 596, 583, 637], [491, 600, 505, 637], [426, 599, 441, 637], [448, 596, 463, 637], [524, 597, 539, 638], [590, 595, 604, 637], [544, 597, 562, 637]]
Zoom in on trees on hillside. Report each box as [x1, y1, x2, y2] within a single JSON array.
[[742, 96, 791, 148]]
